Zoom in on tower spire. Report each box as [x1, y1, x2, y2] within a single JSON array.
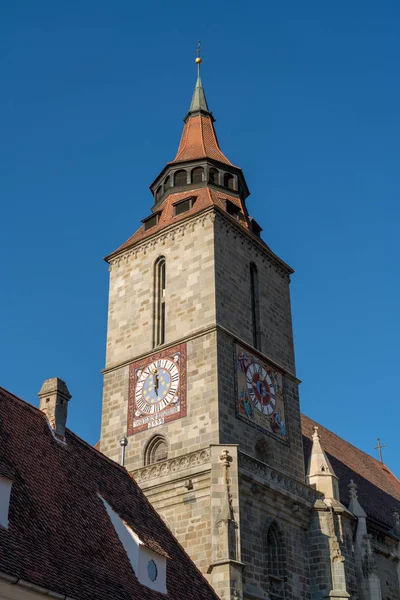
[[187, 40, 211, 117]]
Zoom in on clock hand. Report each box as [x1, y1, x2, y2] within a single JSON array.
[[154, 370, 159, 396]]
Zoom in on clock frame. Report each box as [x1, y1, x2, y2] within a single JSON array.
[[127, 343, 187, 435], [235, 343, 288, 443]]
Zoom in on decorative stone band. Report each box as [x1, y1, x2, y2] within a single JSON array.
[[238, 451, 320, 504], [108, 206, 292, 279], [132, 447, 211, 484]]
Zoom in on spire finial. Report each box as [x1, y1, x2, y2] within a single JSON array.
[[195, 40, 202, 75]]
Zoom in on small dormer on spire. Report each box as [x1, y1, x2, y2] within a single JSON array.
[[307, 426, 340, 500]]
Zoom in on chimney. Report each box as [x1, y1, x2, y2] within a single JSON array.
[[38, 378, 71, 439]]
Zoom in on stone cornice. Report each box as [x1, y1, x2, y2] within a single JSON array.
[[102, 323, 299, 382], [107, 205, 293, 279], [106, 207, 216, 268], [132, 447, 211, 485], [238, 450, 319, 506]]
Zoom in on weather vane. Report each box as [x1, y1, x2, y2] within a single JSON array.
[[195, 40, 202, 74], [374, 438, 386, 463]]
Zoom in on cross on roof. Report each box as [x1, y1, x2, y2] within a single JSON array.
[[374, 438, 386, 463]]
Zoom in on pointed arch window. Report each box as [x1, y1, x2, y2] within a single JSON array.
[[154, 257, 166, 347], [144, 435, 168, 466], [265, 521, 286, 599], [250, 262, 260, 350]]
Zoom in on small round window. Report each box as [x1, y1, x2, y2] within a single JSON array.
[[147, 559, 158, 582]]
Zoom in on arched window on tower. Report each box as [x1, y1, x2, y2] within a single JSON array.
[[144, 435, 168, 465], [250, 262, 260, 350], [224, 173, 235, 190], [209, 168, 219, 185], [265, 521, 286, 599], [191, 167, 204, 184], [164, 175, 170, 191], [173, 170, 188, 187], [155, 185, 162, 202], [255, 438, 273, 465], [154, 257, 166, 347]]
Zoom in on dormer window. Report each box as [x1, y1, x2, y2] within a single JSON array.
[[0, 477, 12, 528], [225, 199, 241, 220], [99, 495, 167, 594], [173, 196, 196, 217], [142, 212, 161, 232]]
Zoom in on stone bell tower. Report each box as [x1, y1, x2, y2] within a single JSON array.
[[100, 54, 317, 600]]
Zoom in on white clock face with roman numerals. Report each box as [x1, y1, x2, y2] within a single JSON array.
[[135, 358, 179, 415], [246, 362, 276, 416]]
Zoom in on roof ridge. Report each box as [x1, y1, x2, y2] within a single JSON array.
[[302, 413, 393, 470], [0, 385, 127, 475], [0, 386, 43, 415]]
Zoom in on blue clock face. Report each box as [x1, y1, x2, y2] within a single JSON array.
[[135, 359, 179, 415]]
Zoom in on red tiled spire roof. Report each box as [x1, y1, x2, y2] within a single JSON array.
[[171, 114, 233, 166], [170, 64, 234, 167]]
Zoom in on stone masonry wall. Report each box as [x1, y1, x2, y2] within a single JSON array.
[[214, 212, 296, 374], [101, 211, 221, 468], [104, 211, 216, 369], [239, 477, 311, 600]]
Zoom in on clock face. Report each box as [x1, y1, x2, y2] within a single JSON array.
[[135, 359, 179, 415], [246, 362, 276, 415], [127, 343, 187, 435]]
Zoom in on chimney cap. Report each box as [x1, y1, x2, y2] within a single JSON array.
[[38, 377, 71, 400]]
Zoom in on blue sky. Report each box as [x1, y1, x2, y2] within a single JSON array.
[[1, 1, 399, 472]]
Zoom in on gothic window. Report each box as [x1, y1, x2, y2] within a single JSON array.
[[164, 175, 170, 190], [250, 262, 261, 350], [173, 170, 187, 187], [224, 173, 235, 190], [144, 435, 168, 466], [265, 521, 286, 599], [209, 168, 219, 184], [191, 167, 204, 184], [154, 257, 166, 347]]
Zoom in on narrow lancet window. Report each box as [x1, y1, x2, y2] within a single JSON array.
[[250, 262, 260, 350], [154, 257, 166, 347]]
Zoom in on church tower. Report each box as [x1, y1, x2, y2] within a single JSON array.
[[100, 56, 315, 600]]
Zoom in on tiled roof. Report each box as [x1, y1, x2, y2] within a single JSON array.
[[0, 386, 219, 600], [302, 414, 400, 529], [109, 187, 251, 257], [171, 114, 234, 167]]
